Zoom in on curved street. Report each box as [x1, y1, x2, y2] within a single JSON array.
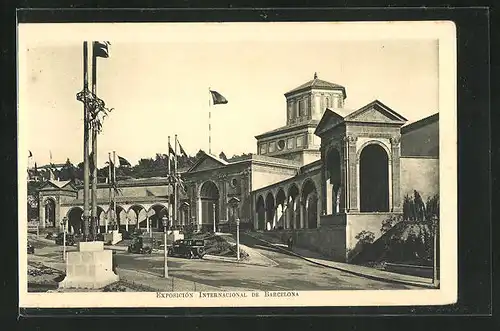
[[111, 233, 415, 291]]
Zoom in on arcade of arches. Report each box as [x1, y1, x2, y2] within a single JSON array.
[[255, 179, 321, 231], [253, 137, 400, 232], [62, 203, 190, 234]]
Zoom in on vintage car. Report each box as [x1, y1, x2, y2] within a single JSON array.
[[127, 236, 154, 254], [27, 241, 35, 254], [167, 239, 206, 259], [55, 233, 76, 246]]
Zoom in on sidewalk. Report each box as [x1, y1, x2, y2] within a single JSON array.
[[245, 232, 436, 289], [117, 268, 223, 292], [28, 253, 223, 292]]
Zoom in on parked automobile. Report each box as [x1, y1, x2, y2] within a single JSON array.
[[127, 236, 154, 254], [55, 233, 75, 246], [168, 239, 206, 259], [27, 241, 35, 254], [45, 232, 56, 240]]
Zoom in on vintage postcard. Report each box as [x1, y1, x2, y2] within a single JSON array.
[[18, 21, 457, 308]]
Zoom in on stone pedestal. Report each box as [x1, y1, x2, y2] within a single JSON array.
[[103, 230, 122, 245], [58, 241, 119, 289]]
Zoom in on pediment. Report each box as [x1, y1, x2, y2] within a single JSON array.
[[187, 153, 227, 173], [314, 109, 345, 137], [38, 180, 77, 192], [38, 181, 63, 191], [344, 100, 407, 125]]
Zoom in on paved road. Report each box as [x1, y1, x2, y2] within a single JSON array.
[[29, 234, 415, 291], [111, 233, 414, 291]]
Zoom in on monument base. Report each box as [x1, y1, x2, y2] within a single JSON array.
[[58, 241, 119, 290]]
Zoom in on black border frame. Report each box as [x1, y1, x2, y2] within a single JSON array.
[[1, 5, 491, 326]]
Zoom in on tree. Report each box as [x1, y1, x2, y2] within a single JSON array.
[[380, 191, 440, 264], [58, 158, 77, 181], [219, 151, 228, 161]]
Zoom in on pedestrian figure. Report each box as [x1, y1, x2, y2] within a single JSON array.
[[287, 236, 293, 250]]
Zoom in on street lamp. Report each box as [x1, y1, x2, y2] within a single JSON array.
[[228, 197, 241, 261], [60, 216, 68, 261], [212, 202, 216, 233], [162, 215, 169, 278], [432, 215, 439, 288]]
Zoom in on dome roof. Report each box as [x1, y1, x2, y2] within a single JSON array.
[[284, 73, 346, 98]]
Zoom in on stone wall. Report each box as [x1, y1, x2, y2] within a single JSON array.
[[401, 115, 439, 157], [400, 157, 439, 202], [276, 227, 347, 261], [251, 165, 297, 192], [345, 213, 394, 258]]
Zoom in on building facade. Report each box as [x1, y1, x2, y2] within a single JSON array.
[[35, 74, 439, 262]]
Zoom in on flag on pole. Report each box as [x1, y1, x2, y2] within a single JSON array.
[[209, 90, 228, 105], [28, 150, 33, 158], [168, 142, 175, 156], [93, 41, 111, 58], [49, 150, 53, 163], [178, 141, 188, 158], [117, 155, 131, 167]]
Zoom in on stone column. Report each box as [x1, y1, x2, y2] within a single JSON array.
[[346, 135, 358, 212], [300, 196, 305, 229], [316, 195, 321, 228], [339, 139, 348, 213], [304, 197, 309, 229], [283, 197, 292, 229], [390, 136, 402, 212]]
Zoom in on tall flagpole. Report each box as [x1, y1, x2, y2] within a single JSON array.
[[167, 136, 172, 227], [91, 41, 98, 240], [208, 87, 211, 155], [83, 41, 90, 241], [174, 134, 178, 227], [113, 151, 117, 230], [107, 152, 111, 233]]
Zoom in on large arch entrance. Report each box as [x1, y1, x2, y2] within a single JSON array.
[[256, 195, 265, 230], [265, 192, 275, 231], [326, 148, 342, 214], [44, 198, 56, 228], [302, 179, 318, 229], [67, 207, 83, 234], [200, 181, 219, 231], [359, 144, 390, 212]]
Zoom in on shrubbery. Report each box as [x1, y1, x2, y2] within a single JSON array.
[[379, 190, 440, 264]]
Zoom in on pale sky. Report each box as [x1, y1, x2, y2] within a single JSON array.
[[19, 23, 439, 168]]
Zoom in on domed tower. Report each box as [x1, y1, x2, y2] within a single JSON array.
[[255, 73, 347, 166], [285, 72, 347, 125]]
